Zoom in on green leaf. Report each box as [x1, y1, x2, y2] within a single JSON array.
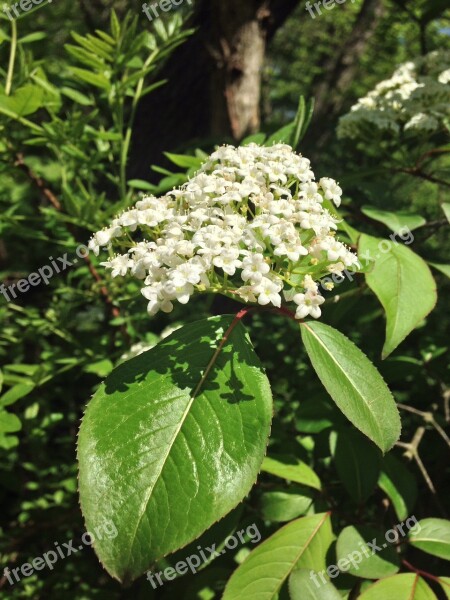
[[159, 507, 243, 579], [260, 487, 314, 522], [110, 10, 121, 40], [359, 234, 437, 358], [295, 398, 345, 434], [78, 316, 273, 584], [333, 428, 381, 502], [242, 133, 267, 145], [0, 383, 35, 407], [261, 455, 321, 490], [291, 96, 315, 148], [0, 84, 44, 116], [127, 179, 157, 191], [336, 525, 399, 579], [164, 152, 203, 169], [408, 519, 450, 560], [359, 574, 437, 599], [0, 410, 21, 449], [428, 262, 450, 279], [222, 513, 333, 600], [20, 32, 47, 43], [70, 67, 110, 90], [378, 454, 417, 521], [266, 123, 295, 146], [65, 44, 105, 69], [289, 568, 342, 600], [438, 577, 450, 599], [361, 206, 426, 233], [441, 203, 450, 224], [70, 31, 113, 61], [83, 360, 113, 378], [60, 87, 93, 106], [300, 321, 401, 452]]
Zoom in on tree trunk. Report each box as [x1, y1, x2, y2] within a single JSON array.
[[129, 0, 300, 179]]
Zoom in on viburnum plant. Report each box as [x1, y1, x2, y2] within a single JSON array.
[[77, 140, 411, 585], [88, 143, 358, 319], [338, 50, 450, 139]]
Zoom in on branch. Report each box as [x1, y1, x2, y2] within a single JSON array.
[[398, 403, 450, 450], [14, 153, 62, 211], [396, 427, 447, 517], [393, 166, 450, 189]]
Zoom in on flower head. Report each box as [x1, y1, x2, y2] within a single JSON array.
[[338, 50, 450, 140], [89, 144, 358, 319]]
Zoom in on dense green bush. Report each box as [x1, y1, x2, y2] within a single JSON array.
[[1, 3, 449, 599]]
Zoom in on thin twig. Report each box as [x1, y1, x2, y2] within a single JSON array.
[[398, 403, 450, 450], [14, 153, 62, 210], [396, 427, 447, 517], [394, 166, 450, 189]]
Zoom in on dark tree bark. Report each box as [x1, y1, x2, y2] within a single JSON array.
[[129, 0, 300, 179]]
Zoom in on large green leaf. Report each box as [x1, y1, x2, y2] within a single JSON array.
[[333, 429, 381, 502], [378, 454, 417, 521], [78, 316, 273, 584], [300, 321, 401, 452], [359, 234, 437, 358], [359, 574, 437, 599], [261, 455, 321, 490], [289, 568, 342, 600], [408, 519, 450, 560], [222, 513, 333, 600], [361, 206, 426, 233], [335, 525, 399, 579]]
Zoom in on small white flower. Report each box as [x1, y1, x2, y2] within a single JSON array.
[[254, 277, 282, 307], [327, 262, 345, 274], [320, 178, 342, 207], [293, 290, 325, 319], [213, 248, 242, 276], [101, 254, 132, 278], [241, 253, 270, 283]]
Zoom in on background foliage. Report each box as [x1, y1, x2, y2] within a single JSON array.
[[0, 0, 449, 598]]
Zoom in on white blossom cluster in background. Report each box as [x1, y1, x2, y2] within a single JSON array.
[[338, 50, 450, 139], [89, 144, 359, 320]]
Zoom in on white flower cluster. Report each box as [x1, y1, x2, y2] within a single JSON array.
[[338, 50, 450, 139], [89, 144, 358, 320]]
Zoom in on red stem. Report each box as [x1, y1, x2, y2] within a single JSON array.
[[402, 559, 442, 584]]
